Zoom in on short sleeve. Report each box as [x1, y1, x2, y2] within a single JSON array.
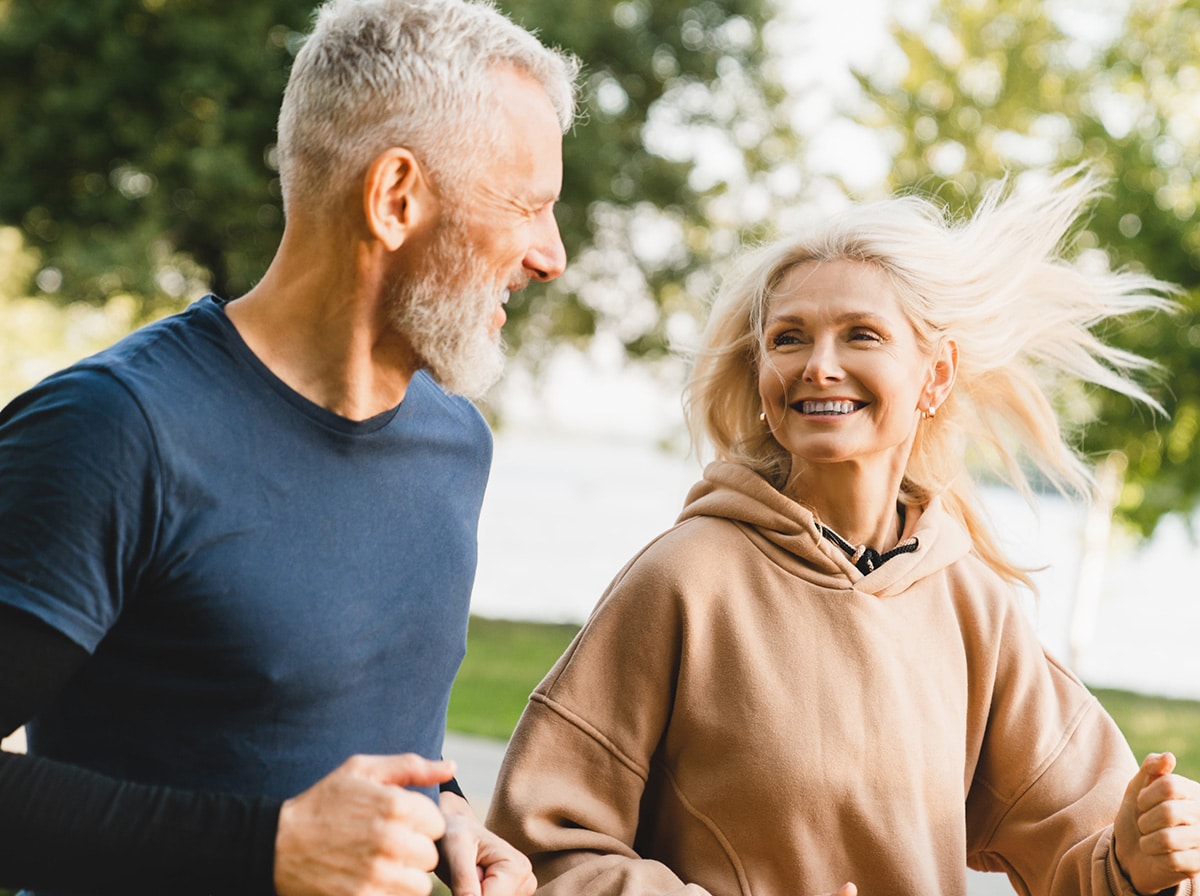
[[0, 367, 161, 650]]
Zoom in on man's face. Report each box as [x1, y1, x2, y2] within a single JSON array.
[[388, 67, 566, 398]]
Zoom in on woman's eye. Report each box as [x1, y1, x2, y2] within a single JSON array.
[[850, 329, 883, 343], [771, 332, 802, 347]]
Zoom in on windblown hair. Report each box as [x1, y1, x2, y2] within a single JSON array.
[[684, 170, 1176, 588], [276, 0, 579, 213]]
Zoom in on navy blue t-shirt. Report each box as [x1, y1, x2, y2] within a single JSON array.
[[0, 296, 491, 802]]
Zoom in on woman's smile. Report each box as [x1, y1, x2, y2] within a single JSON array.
[[792, 399, 867, 416]]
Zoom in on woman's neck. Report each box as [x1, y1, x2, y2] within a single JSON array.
[[784, 459, 908, 553]]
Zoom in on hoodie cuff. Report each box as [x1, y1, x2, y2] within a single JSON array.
[[1106, 825, 1184, 896]]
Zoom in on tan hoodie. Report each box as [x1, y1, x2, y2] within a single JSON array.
[[488, 462, 1184, 896]]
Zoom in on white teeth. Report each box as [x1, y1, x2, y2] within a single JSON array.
[[801, 400, 857, 415]]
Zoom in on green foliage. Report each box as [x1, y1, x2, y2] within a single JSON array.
[[446, 616, 579, 740], [855, 0, 1200, 535], [0, 0, 788, 362], [0, 0, 309, 304]]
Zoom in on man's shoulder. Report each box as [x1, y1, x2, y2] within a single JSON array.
[[0, 298, 236, 448], [1, 359, 147, 441], [81, 296, 226, 372], [31, 297, 224, 398]]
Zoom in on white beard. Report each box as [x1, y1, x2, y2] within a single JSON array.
[[387, 219, 507, 399]]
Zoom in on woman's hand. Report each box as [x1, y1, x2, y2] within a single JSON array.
[[438, 790, 536, 896], [1114, 752, 1200, 894]]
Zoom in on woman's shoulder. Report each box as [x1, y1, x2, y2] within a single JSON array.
[[618, 512, 759, 584], [942, 548, 1028, 619], [574, 514, 761, 635]]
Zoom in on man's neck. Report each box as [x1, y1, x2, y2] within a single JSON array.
[[226, 230, 420, 422]]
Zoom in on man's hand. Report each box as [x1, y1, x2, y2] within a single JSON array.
[[1114, 752, 1200, 894], [274, 753, 456, 896], [437, 790, 535, 896]]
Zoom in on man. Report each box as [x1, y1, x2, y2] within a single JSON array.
[[0, 0, 578, 893]]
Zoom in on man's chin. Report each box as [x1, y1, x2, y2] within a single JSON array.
[[429, 344, 506, 400]]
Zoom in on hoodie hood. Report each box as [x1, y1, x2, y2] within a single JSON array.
[[677, 461, 973, 597]]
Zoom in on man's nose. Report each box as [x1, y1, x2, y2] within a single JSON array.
[[524, 209, 567, 282]]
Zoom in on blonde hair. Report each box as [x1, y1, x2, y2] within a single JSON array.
[[276, 0, 579, 213], [684, 170, 1176, 588]]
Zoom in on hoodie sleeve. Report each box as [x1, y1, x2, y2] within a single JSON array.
[[487, 545, 715, 896], [964, 592, 1196, 896]]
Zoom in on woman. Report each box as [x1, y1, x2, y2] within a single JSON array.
[[487, 171, 1200, 896]]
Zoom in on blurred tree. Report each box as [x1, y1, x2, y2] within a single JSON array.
[[853, 0, 1200, 535], [0, 0, 794, 360], [0, 227, 146, 404], [0, 0, 306, 309]]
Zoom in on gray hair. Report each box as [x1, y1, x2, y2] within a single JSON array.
[[276, 0, 579, 212]]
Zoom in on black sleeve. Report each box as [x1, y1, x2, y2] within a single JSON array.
[[439, 775, 466, 800], [0, 604, 282, 895], [0, 603, 90, 736]]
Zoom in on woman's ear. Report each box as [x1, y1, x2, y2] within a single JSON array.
[[362, 147, 435, 251], [923, 338, 959, 412]]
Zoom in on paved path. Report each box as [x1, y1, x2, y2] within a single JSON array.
[[444, 732, 1016, 896]]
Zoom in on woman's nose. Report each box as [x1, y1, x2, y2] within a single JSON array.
[[802, 339, 844, 383]]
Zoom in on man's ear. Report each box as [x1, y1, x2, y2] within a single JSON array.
[[363, 147, 434, 251]]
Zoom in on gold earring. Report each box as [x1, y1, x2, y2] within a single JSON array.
[[758, 411, 767, 424], [920, 406, 936, 420]]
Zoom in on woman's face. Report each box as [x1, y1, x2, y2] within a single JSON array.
[[757, 259, 952, 478]]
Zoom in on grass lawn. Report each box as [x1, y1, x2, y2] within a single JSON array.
[[446, 616, 581, 740], [1091, 687, 1200, 779]]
